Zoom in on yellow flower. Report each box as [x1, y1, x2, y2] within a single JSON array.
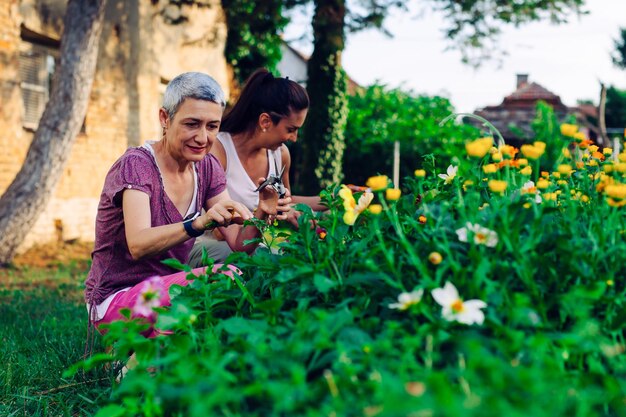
[[488, 180, 508, 194], [588, 145, 599, 153], [557, 164, 573, 176], [414, 169, 426, 177], [428, 252, 443, 265], [339, 185, 374, 225], [560, 123, 578, 137], [533, 141, 546, 152], [519, 165, 532, 176], [562, 148, 572, 159], [386, 188, 401, 201], [517, 158, 529, 166], [482, 164, 498, 174], [604, 164, 614, 173], [343, 210, 356, 225], [557, 180, 567, 186], [463, 180, 474, 191], [541, 171, 550, 178], [603, 147, 613, 156], [573, 131, 587, 142], [366, 175, 389, 191], [491, 151, 503, 162], [615, 163, 626, 173], [500, 145, 518, 159], [520, 144, 544, 159], [543, 192, 558, 201], [619, 153, 626, 163], [537, 179, 550, 189], [466, 137, 493, 158], [552, 172, 561, 179], [368, 204, 382, 215], [605, 184, 626, 200], [607, 198, 626, 207]]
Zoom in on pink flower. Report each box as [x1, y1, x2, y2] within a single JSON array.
[[134, 276, 166, 317]]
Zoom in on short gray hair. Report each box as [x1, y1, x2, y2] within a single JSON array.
[[162, 72, 226, 120]]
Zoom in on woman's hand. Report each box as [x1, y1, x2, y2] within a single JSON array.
[[255, 177, 292, 223], [196, 199, 251, 230]]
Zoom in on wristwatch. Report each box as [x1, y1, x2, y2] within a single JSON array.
[[182, 212, 204, 238]]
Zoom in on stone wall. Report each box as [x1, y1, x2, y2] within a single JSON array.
[[0, 0, 228, 253]]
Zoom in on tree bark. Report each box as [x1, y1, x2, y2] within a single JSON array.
[[0, 0, 107, 265], [294, 0, 348, 194]]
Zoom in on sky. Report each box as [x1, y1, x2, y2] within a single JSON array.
[[284, 0, 626, 114]]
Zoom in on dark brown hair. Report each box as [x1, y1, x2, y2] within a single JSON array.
[[221, 68, 309, 135]]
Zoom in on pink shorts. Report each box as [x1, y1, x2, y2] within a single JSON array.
[[94, 264, 239, 338]]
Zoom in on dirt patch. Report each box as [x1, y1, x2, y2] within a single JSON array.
[[13, 241, 93, 268]]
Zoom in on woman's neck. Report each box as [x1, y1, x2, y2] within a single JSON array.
[[153, 139, 191, 174], [231, 131, 265, 157]]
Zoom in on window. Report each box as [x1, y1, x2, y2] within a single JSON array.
[[19, 44, 57, 130]]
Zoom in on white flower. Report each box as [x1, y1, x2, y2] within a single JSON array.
[[134, 276, 165, 317], [431, 282, 487, 325], [455, 222, 498, 247], [521, 181, 542, 203], [388, 289, 424, 310], [438, 165, 458, 184]]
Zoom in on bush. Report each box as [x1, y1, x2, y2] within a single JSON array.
[[343, 83, 481, 185], [75, 122, 626, 417]]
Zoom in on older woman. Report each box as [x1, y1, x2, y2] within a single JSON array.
[[84, 72, 288, 337]]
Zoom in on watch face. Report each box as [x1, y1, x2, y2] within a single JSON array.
[[184, 212, 200, 221]]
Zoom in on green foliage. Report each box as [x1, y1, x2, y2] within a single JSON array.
[[613, 27, 626, 70], [221, 0, 288, 85], [343, 83, 480, 184], [606, 85, 626, 129], [76, 120, 626, 416]]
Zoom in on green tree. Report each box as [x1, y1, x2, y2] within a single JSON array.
[[612, 27, 626, 70], [0, 0, 106, 265], [343, 83, 480, 185], [222, 0, 289, 85], [295, 0, 586, 194], [605, 86, 626, 129]]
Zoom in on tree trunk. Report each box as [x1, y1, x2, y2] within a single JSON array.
[[294, 0, 348, 194], [0, 0, 107, 265], [598, 82, 609, 148]]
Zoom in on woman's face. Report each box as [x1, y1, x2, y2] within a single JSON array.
[[265, 109, 308, 151], [159, 98, 223, 162]]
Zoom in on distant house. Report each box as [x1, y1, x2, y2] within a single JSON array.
[[473, 74, 597, 147], [277, 41, 360, 94]]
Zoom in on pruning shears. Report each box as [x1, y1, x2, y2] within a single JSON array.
[[254, 162, 287, 199]]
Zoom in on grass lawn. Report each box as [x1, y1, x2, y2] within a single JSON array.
[[0, 244, 112, 416]]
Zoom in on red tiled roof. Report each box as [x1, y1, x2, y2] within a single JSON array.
[[501, 82, 566, 109]]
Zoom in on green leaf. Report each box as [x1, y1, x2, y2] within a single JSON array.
[[313, 274, 337, 294]]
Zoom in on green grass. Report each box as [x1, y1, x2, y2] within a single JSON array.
[[0, 262, 113, 416]]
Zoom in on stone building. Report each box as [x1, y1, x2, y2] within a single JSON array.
[[0, 0, 229, 252]]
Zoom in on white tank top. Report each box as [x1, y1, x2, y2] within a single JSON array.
[[217, 132, 282, 211]]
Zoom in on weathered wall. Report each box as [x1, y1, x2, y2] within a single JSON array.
[[0, 0, 228, 253]]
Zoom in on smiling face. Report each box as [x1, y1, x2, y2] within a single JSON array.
[[159, 98, 223, 162], [261, 109, 308, 150]]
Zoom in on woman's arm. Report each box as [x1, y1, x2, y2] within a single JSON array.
[[123, 188, 252, 260], [123, 189, 192, 260], [208, 184, 281, 254]]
